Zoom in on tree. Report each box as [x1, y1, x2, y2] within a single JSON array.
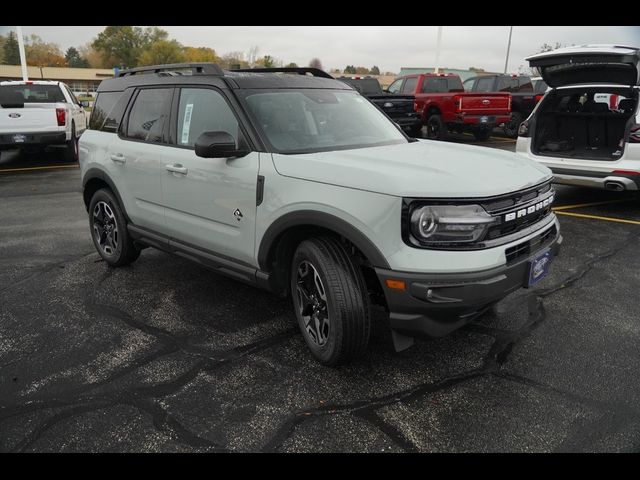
[[138, 40, 186, 66], [78, 43, 107, 68], [183, 46, 220, 63], [257, 55, 276, 68], [25, 35, 67, 67], [3, 31, 20, 65], [285, 62, 299, 68], [219, 51, 248, 70], [0, 35, 5, 64], [344, 65, 356, 74], [370, 65, 380, 75], [538, 42, 564, 53], [309, 58, 323, 70], [92, 26, 170, 68], [65, 47, 89, 68], [354, 66, 369, 75]]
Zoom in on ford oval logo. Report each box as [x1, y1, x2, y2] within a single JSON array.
[[8, 113, 21, 118], [482, 100, 490, 105]]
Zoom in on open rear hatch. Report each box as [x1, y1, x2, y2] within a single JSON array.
[[527, 45, 640, 88]]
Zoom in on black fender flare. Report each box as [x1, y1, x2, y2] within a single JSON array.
[[82, 168, 130, 222], [257, 210, 390, 270]]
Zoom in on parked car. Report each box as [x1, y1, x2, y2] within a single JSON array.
[[388, 73, 511, 141], [464, 74, 544, 138], [0, 80, 88, 161], [80, 63, 561, 365], [337, 76, 423, 137], [516, 45, 640, 192], [532, 76, 549, 95]]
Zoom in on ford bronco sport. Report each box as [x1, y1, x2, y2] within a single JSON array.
[[80, 63, 562, 366]]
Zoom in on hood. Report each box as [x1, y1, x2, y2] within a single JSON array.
[[271, 140, 551, 198], [527, 45, 640, 88]]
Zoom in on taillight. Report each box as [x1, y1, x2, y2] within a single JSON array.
[[534, 95, 544, 103], [452, 95, 461, 113], [56, 108, 66, 126], [628, 124, 640, 143], [518, 119, 530, 137]]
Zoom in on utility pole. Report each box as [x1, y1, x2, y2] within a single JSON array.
[[16, 26, 29, 81], [504, 26, 513, 74], [434, 26, 443, 74]]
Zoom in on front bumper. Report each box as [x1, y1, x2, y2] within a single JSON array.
[[0, 131, 66, 149], [376, 228, 562, 342]]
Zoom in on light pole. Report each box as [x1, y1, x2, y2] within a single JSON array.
[[504, 26, 513, 74], [16, 26, 28, 81], [434, 26, 443, 74]]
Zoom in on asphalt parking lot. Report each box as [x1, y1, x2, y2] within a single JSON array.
[[1, 136, 640, 453]]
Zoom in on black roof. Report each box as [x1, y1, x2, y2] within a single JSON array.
[[97, 63, 352, 93]]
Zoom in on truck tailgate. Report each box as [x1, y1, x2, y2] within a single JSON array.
[[367, 94, 415, 115], [460, 93, 511, 114], [0, 104, 60, 134]]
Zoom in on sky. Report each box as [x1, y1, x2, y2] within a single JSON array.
[[2, 26, 639, 73]]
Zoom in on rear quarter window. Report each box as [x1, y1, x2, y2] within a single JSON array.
[[89, 90, 133, 133]]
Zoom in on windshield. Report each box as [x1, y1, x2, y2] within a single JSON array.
[[239, 89, 408, 154], [0, 84, 65, 105]]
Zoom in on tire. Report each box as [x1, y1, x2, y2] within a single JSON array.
[[64, 123, 79, 163], [425, 114, 446, 141], [503, 111, 523, 139], [290, 237, 371, 366], [88, 188, 140, 267], [473, 128, 491, 141]]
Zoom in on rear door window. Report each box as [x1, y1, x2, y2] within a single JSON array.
[[125, 88, 173, 143]]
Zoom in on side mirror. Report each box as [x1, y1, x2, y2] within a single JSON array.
[[195, 131, 249, 159]]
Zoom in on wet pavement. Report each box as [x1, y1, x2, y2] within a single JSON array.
[[1, 141, 639, 452]]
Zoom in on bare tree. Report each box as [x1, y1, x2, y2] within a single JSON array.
[[247, 45, 259, 67], [309, 58, 323, 70]]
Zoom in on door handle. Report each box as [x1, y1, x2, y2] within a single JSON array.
[[110, 153, 126, 164], [166, 164, 188, 175]]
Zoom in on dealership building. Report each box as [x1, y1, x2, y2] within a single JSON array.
[[0, 65, 114, 96]]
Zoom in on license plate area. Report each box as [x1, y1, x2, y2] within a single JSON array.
[[526, 250, 553, 287]]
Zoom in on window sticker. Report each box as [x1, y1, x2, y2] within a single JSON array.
[[181, 103, 194, 144]]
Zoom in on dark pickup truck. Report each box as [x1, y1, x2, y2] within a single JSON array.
[[464, 74, 544, 138], [338, 77, 423, 137]]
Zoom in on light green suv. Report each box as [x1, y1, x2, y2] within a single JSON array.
[[80, 63, 562, 365]]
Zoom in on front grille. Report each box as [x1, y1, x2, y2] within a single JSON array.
[[482, 180, 554, 241], [505, 224, 557, 264]]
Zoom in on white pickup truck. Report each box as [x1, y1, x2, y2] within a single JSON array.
[[0, 80, 88, 162]]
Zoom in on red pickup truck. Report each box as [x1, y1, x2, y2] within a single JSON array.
[[388, 73, 512, 141]]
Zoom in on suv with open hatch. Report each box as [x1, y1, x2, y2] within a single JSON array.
[[516, 45, 640, 192], [80, 63, 561, 365]]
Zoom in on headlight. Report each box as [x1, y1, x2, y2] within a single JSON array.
[[410, 204, 495, 245]]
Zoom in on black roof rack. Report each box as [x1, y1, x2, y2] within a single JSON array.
[[117, 63, 224, 77], [230, 67, 334, 79]]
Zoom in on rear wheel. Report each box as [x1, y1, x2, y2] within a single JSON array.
[[290, 237, 371, 366], [89, 188, 140, 267], [64, 123, 79, 163], [473, 128, 491, 141], [425, 114, 446, 141], [503, 111, 523, 138]]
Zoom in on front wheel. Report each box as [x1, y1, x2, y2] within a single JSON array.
[[89, 188, 140, 267], [290, 237, 371, 366]]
